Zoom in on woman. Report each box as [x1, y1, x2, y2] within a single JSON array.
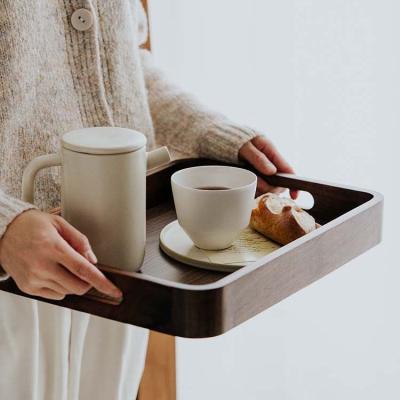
[[0, 1, 295, 399]]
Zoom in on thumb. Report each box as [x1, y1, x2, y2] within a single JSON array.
[[54, 216, 97, 264], [240, 141, 277, 175]]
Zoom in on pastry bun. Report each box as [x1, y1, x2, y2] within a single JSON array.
[[250, 193, 318, 245]]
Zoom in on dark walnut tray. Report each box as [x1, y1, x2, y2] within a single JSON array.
[[0, 159, 383, 338]]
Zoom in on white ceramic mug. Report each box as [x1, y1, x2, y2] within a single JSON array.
[[171, 166, 257, 250], [22, 127, 170, 272]]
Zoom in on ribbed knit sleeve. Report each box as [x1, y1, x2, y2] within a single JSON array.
[[135, 0, 257, 162], [140, 50, 257, 163], [0, 190, 36, 280], [0, 190, 36, 239]]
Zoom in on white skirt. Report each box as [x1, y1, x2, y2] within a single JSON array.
[[0, 292, 149, 400]]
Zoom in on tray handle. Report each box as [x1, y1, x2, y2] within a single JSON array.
[[259, 171, 374, 223]]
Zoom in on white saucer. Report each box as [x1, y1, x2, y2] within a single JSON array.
[[159, 220, 281, 272]]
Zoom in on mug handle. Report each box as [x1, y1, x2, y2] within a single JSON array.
[[22, 153, 62, 203], [147, 146, 171, 171]]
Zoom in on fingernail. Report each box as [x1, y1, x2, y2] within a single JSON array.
[[86, 250, 97, 264], [112, 288, 123, 298]]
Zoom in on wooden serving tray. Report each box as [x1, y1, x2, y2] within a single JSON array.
[[0, 159, 383, 338]]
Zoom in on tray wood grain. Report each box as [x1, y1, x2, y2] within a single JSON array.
[[0, 159, 383, 338]]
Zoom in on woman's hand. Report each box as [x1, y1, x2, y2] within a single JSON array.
[[0, 210, 122, 300], [239, 136, 298, 199]]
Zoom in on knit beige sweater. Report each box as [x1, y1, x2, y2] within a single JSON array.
[[0, 0, 257, 238]]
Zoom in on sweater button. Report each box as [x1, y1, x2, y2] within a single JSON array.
[[71, 9, 93, 31]]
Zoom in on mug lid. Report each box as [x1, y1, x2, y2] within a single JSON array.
[[61, 127, 147, 155]]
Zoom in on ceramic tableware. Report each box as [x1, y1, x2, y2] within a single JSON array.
[[171, 165, 257, 250]]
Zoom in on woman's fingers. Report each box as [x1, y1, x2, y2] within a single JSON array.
[[256, 177, 285, 197], [44, 280, 71, 295], [52, 216, 119, 297], [35, 288, 66, 301], [54, 216, 97, 264], [40, 262, 91, 295], [57, 237, 121, 298], [240, 138, 293, 197], [0, 210, 118, 301], [289, 190, 299, 199], [256, 177, 281, 194], [256, 177, 271, 195], [251, 136, 298, 199], [239, 141, 277, 175], [251, 136, 294, 173], [25, 261, 92, 298]]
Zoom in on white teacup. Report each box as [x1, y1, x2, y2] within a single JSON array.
[[171, 166, 257, 250]]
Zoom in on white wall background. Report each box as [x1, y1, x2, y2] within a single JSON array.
[[149, 1, 399, 399]]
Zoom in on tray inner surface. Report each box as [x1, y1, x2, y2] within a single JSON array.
[[139, 159, 374, 286]]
